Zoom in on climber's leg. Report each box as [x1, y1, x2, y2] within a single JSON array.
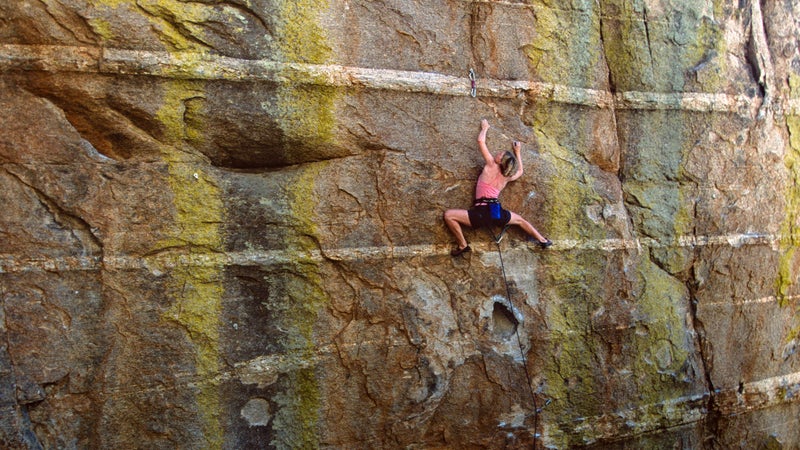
[[507, 211, 549, 244], [444, 208, 471, 253]]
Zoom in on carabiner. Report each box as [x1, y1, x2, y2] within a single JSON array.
[[469, 68, 477, 97]]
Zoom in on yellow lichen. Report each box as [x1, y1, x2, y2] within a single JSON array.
[[268, 163, 328, 449], [156, 77, 224, 449], [88, 17, 115, 41], [87, 0, 225, 444], [789, 73, 800, 98], [276, 0, 331, 64], [87, 0, 337, 446], [88, 0, 127, 7], [270, 0, 337, 161], [531, 75, 699, 449], [272, 85, 338, 160], [137, 0, 212, 52], [263, 2, 333, 447], [524, 4, 602, 87], [778, 116, 800, 309]]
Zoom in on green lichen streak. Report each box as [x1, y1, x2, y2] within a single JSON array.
[[272, 0, 336, 163], [779, 115, 800, 347], [780, 79, 800, 341], [90, 0, 225, 444], [156, 78, 224, 449], [536, 111, 698, 446], [277, 0, 331, 64], [137, 0, 212, 52], [266, 1, 333, 447], [530, 106, 611, 444], [524, 3, 602, 87], [526, 2, 714, 441], [269, 164, 328, 449], [90, 0, 211, 51]]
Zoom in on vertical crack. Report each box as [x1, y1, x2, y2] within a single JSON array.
[[643, 7, 655, 67], [598, 5, 630, 228], [468, 1, 493, 75], [687, 262, 721, 442], [749, 0, 776, 120]]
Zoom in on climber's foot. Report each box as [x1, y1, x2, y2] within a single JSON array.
[[528, 236, 552, 249], [451, 245, 471, 257]]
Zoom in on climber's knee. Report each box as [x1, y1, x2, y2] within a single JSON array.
[[444, 209, 466, 224]]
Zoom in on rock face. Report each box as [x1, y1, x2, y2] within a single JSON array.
[[1, 0, 800, 448]]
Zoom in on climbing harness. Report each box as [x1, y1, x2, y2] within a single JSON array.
[[487, 225, 542, 447], [469, 198, 511, 241], [475, 198, 510, 243], [475, 197, 503, 219], [469, 68, 477, 97]]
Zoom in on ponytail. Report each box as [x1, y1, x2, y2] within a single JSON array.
[[500, 151, 517, 177]]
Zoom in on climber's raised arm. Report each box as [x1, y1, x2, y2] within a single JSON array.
[[477, 119, 495, 166], [507, 141, 524, 182]]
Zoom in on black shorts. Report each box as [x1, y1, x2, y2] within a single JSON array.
[[468, 203, 511, 229]]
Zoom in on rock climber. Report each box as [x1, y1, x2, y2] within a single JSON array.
[[444, 119, 552, 256]]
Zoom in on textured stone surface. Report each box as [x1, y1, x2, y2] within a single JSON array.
[[1, 0, 800, 448]]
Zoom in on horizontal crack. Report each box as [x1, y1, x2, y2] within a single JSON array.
[[0, 232, 786, 274], [0, 44, 770, 117], [548, 370, 800, 446]]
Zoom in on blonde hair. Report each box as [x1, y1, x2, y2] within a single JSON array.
[[499, 151, 517, 177]]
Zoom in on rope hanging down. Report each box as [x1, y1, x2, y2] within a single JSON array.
[[489, 227, 542, 448]]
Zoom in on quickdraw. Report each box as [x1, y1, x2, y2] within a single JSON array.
[[469, 68, 477, 97]]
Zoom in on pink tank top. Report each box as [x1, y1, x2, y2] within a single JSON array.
[[475, 179, 500, 200]]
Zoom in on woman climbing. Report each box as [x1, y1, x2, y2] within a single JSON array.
[[444, 119, 552, 256]]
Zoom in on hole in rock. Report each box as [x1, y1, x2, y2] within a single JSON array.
[[492, 302, 518, 339]]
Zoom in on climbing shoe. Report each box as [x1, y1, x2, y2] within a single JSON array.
[[451, 245, 471, 256], [528, 237, 552, 249]]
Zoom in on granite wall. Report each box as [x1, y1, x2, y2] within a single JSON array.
[[1, 0, 800, 448]]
